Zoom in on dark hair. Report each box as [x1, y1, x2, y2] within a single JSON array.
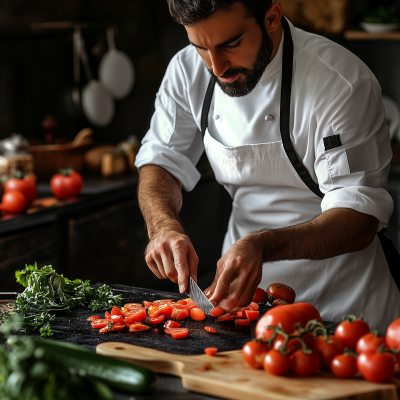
[[167, 0, 273, 27]]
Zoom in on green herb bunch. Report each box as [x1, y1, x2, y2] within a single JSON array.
[[362, 6, 400, 24], [1, 263, 122, 337], [0, 319, 113, 400]]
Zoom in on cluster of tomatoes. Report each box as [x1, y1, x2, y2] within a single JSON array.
[[243, 302, 400, 383], [1, 175, 37, 214]]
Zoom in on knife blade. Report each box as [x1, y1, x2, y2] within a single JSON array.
[[185, 276, 214, 315]]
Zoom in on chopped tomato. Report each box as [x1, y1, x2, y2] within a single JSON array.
[[218, 313, 234, 322], [235, 311, 244, 319], [185, 298, 196, 305], [124, 303, 144, 310], [235, 318, 251, 326], [171, 308, 189, 320], [210, 307, 225, 317], [204, 347, 218, 356], [143, 301, 156, 308], [148, 315, 165, 324], [204, 327, 216, 333], [250, 302, 259, 311], [87, 316, 100, 321], [111, 315, 124, 324], [170, 328, 189, 339], [154, 299, 174, 304], [124, 309, 147, 324], [99, 322, 125, 333], [91, 319, 109, 329], [129, 324, 150, 332], [164, 320, 181, 329], [245, 310, 259, 321], [252, 287, 267, 304], [149, 305, 163, 318], [105, 311, 112, 321], [158, 304, 173, 318], [177, 300, 187, 305], [111, 307, 124, 316], [171, 303, 196, 310], [190, 308, 207, 321]]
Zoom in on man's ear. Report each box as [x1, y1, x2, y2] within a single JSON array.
[[264, 1, 282, 33]]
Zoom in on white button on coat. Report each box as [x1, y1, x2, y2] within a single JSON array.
[[265, 115, 274, 121], [136, 19, 400, 332]]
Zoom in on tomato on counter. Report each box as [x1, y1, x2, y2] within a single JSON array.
[[266, 283, 296, 305], [50, 169, 83, 200], [1, 191, 27, 214], [4, 177, 37, 204], [252, 288, 267, 304], [204, 347, 218, 356], [335, 318, 370, 351]]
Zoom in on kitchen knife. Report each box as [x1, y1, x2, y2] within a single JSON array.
[[185, 276, 214, 315]]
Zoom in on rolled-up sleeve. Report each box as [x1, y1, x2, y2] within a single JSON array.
[[135, 52, 204, 192], [314, 78, 394, 230]]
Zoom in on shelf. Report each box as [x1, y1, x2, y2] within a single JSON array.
[[344, 30, 400, 40]]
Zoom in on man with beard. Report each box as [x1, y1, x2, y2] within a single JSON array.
[[135, 0, 400, 331]]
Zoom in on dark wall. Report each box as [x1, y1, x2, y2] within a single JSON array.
[[0, 0, 188, 143]]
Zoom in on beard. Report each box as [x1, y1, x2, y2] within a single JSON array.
[[207, 28, 273, 98]]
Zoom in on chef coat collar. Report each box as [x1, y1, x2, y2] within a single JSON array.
[[258, 20, 285, 83]]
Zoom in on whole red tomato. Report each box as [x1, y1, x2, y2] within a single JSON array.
[[266, 283, 296, 304], [4, 178, 36, 204], [335, 319, 370, 351], [356, 333, 387, 354], [331, 354, 358, 378], [291, 303, 323, 324], [273, 332, 315, 355], [263, 349, 291, 375], [252, 288, 267, 304], [357, 351, 395, 383], [290, 350, 320, 376], [50, 170, 83, 200], [1, 191, 27, 214], [314, 336, 344, 371], [255, 304, 305, 340], [386, 317, 400, 351], [242, 340, 270, 369]]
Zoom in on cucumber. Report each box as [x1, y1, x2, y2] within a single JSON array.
[[31, 339, 157, 394]]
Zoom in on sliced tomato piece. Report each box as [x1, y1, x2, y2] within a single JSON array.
[[105, 311, 112, 321], [124, 309, 147, 324], [177, 300, 187, 305], [235, 311, 245, 319], [87, 316, 100, 321], [143, 301, 156, 308], [111, 315, 124, 324], [185, 298, 196, 305], [190, 307, 207, 321], [154, 299, 174, 304], [210, 307, 225, 317], [204, 327, 216, 333], [129, 324, 150, 332], [164, 320, 181, 329], [148, 315, 165, 324], [149, 305, 163, 318], [158, 304, 173, 318], [171, 308, 189, 320], [235, 318, 251, 326], [171, 303, 196, 310], [100, 323, 125, 333], [111, 306, 124, 316], [250, 302, 259, 311], [245, 310, 259, 321], [204, 347, 218, 356], [91, 319, 109, 329], [124, 303, 144, 310], [170, 328, 189, 339], [218, 313, 234, 322]]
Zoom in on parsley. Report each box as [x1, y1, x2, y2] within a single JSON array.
[[2, 263, 122, 337]]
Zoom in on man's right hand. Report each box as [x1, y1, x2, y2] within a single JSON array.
[[145, 230, 199, 294]]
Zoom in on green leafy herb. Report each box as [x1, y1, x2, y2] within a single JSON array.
[[362, 6, 400, 24], [2, 263, 122, 337]]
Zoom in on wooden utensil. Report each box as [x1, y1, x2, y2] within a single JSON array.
[[97, 342, 400, 400]]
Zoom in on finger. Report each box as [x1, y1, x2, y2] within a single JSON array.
[[173, 246, 190, 293], [187, 246, 199, 283], [203, 257, 225, 298], [145, 254, 164, 280], [159, 245, 179, 283], [153, 252, 168, 279], [216, 273, 248, 312], [208, 257, 239, 306]]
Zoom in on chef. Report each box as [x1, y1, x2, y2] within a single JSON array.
[[135, 0, 400, 331]]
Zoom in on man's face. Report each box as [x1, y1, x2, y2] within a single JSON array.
[[185, 4, 273, 97]]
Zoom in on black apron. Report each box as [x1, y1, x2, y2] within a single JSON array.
[[201, 17, 400, 292]]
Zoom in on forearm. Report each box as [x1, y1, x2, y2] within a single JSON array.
[[248, 208, 379, 262], [137, 165, 184, 239]]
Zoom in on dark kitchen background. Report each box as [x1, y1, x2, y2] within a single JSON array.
[[0, 0, 400, 292]]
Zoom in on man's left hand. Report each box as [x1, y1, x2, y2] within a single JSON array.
[[204, 234, 264, 313]]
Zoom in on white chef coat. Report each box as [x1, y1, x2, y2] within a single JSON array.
[[135, 19, 400, 332]]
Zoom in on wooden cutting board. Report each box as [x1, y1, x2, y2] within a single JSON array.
[[97, 342, 400, 400]]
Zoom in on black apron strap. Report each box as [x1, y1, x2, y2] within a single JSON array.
[[378, 230, 400, 292], [280, 17, 325, 199], [201, 77, 216, 136]]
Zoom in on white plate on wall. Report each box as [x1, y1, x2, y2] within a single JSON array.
[[360, 22, 400, 33], [382, 95, 400, 141]]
